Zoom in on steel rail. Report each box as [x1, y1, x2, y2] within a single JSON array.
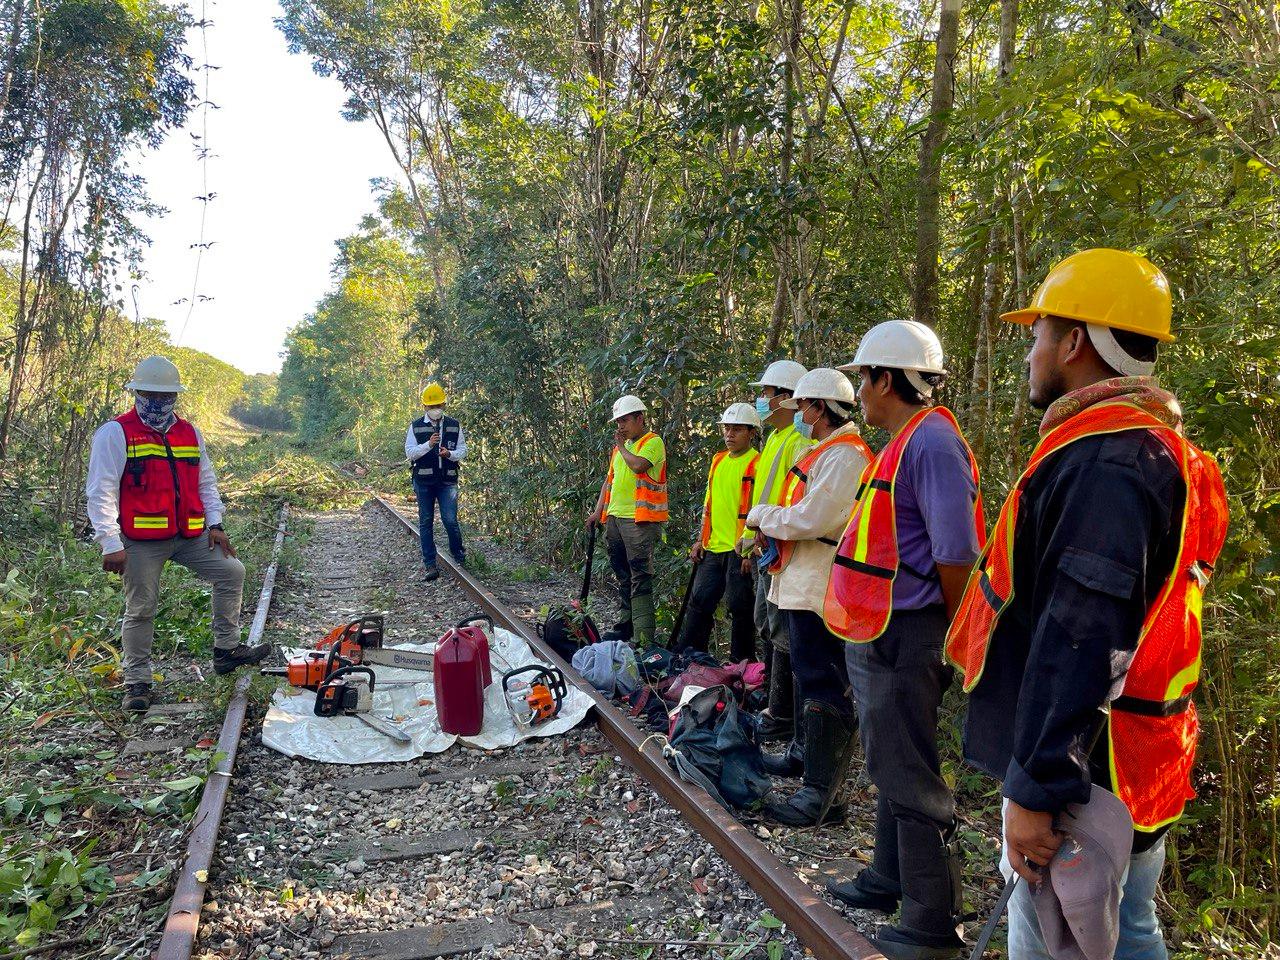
[[156, 504, 289, 960], [371, 494, 883, 960]]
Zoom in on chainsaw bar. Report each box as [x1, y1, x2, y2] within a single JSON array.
[[356, 712, 412, 744], [358, 646, 434, 672]]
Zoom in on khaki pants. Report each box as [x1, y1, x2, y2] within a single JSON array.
[[121, 535, 246, 683]]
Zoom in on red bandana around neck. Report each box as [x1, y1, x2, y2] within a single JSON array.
[[1039, 376, 1183, 436]]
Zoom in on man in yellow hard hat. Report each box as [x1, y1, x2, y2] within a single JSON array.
[[405, 383, 467, 581], [945, 249, 1229, 960], [86, 356, 266, 713]]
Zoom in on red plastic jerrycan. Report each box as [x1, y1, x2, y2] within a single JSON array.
[[454, 616, 494, 687], [434, 628, 485, 736]]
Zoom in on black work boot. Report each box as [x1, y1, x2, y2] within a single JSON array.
[[123, 683, 152, 714], [761, 673, 804, 773], [763, 701, 854, 827], [756, 647, 794, 743], [830, 793, 902, 912], [600, 617, 633, 644], [871, 817, 965, 959], [213, 643, 272, 675], [423, 565, 440, 582]]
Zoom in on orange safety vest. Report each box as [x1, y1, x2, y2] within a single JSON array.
[[767, 430, 874, 574], [115, 408, 207, 541], [824, 407, 985, 643], [600, 432, 669, 523], [699, 450, 759, 548], [944, 401, 1229, 831]]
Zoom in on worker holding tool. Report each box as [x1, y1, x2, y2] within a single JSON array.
[[738, 359, 810, 743], [673, 402, 761, 660], [821, 321, 984, 960], [588, 394, 667, 649], [405, 382, 467, 581], [744, 368, 870, 827], [86, 356, 267, 714], [945, 249, 1229, 959]]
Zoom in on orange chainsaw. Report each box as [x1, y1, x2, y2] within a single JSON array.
[[501, 665, 567, 729], [263, 614, 433, 689]]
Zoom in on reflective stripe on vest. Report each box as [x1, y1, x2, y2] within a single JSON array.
[[700, 450, 760, 548], [943, 401, 1230, 830], [767, 430, 873, 575], [115, 409, 207, 541], [824, 407, 985, 643], [600, 432, 669, 523]]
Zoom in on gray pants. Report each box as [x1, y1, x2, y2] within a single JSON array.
[[603, 516, 657, 608], [121, 535, 246, 683], [753, 567, 788, 652]]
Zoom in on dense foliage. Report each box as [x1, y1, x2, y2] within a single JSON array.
[[276, 0, 1279, 952]]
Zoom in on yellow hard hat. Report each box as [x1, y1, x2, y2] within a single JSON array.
[[1002, 248, 1174, 343], [420, 383, 447, 406]]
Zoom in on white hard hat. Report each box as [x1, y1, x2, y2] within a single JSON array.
[[750, 359, 807, 392], [124, 355, 185, 393], [719, 402, 762, 429], [780, 368, 857, 409], [838, 320, 947, 397], [611, 394, 647, 421]]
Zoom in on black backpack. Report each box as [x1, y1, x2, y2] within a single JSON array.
[[538, 520, 602, 662]]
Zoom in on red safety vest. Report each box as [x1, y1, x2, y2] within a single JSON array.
[[824, 407, 984, 643], [944, 401, 1229, 831], [115, 408, 207, 541], [700, 450, 759, 548], [600, 432, 669, 523], [767, 430, 873, 574]]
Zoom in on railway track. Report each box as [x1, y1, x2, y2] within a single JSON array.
[[159, 495, 1000, 960]]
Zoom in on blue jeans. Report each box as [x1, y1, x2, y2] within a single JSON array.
[[1008, 837, 1168, 960], [414, 482, 464, 568]]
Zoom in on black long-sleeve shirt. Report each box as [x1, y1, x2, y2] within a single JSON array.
[[962, 429, 1185, 847]]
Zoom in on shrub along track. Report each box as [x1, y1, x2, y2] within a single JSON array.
[[176, 496, 1003, 959]]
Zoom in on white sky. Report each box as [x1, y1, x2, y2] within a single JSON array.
[[134, 0, 401, 375]]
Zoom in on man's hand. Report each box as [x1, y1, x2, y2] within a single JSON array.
[[439, 446, 451, 459], [102, 550, 127, 574], [613, 426, 626, 447], [690, 543, 705, 563], [740, 555, 753, 575], [1004, 800, 1062, 882], [585, 508, 600, 531], [209, 528, 237, 558], [428, 432, 441, 448]]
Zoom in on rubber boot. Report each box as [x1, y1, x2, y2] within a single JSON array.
[[829, 793, 902, 912], [756, 647, 794, 743], [763, 701, 853, 827], [630, 592, 656, 648], [762, 673, 804, 774], [600, 617, 633, 644], [872, 817, 965, 959]]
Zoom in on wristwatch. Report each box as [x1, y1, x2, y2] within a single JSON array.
[[208, 523, 225, 531]]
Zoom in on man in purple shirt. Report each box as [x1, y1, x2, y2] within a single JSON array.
[[827, 321, 984, 960]]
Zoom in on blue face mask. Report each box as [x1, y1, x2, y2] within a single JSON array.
[[793, 410, 813, 439], [754, 396, 772, 419], [136, 394, 177, 432]]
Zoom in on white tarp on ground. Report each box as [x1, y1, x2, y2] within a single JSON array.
[[261, 627, 594, 764]]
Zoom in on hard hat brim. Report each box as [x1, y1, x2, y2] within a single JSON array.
[[1000, 307, 1176, 343], [126, 381, 186, 393]]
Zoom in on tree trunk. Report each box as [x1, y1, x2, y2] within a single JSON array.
[[911, 0, 962, 327]]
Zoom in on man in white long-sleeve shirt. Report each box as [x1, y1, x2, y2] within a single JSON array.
[[745, 367, 871, 827], [405, 382, 467, 580], [86, 356, 267, 713]]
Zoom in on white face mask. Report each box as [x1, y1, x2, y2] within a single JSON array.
[[425, 406, 444, 421]]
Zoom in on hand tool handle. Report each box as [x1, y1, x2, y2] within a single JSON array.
[[667, 558, 701, 648], [580, 514, 597, 604]]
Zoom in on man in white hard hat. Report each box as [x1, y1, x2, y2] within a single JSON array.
[[85, 356, 268, 714], [673, 402, 761, 659], [588, 395, 668, 648], [739, 359, 810, 742], [745, 368, 871, 827], [821, 321, 985, 959]]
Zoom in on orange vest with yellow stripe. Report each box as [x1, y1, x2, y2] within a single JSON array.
[[115, 408, 207, 541], [767, 430, 873, 574], [601, 432, 669, 523], [944, 401, 1229, 831], [700, 450, 759, 548], [824, 407, 984, 643]]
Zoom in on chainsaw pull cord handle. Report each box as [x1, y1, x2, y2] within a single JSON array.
[[324, 664, 376, 690]]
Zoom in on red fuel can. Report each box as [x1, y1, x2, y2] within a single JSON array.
[[434, 627, 485, 736]]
